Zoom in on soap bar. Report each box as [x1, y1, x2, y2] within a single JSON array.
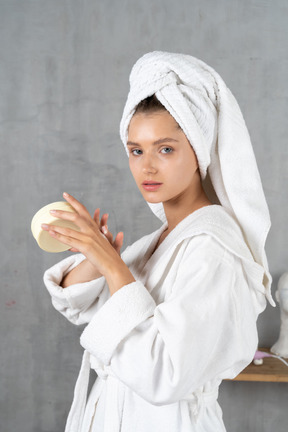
[[31, 201, 80, 253]]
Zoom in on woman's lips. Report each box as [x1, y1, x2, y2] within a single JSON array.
[[142, 181, 163, 191]]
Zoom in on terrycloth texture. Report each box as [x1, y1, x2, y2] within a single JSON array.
[[44, 205, 268, 432], [44, 253, 109, 325], [119, 51, 273, 303], [81, 282, 156, 365]]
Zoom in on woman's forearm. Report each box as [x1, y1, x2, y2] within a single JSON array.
[[61, 258, 102, 288]]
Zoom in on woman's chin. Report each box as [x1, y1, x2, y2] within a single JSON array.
[[145, 198, 162, 204], [140, 191, 162, 204]]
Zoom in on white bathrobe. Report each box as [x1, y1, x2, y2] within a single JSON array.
[[44, 205, 267, 432]]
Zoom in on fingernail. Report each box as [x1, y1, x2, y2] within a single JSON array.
[[102, 225, 108, 234], [41, 224, 50, 230], [50, 210, 57, 214], [63, 192, 69, 198]]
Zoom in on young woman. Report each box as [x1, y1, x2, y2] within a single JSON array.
[[43, 51, 274, 432]]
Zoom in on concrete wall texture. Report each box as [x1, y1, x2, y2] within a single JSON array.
[[0, 0, 287, 431]]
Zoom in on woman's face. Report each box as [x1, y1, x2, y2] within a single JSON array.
[[127, 110, 200, 206]]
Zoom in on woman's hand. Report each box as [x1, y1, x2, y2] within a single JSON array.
[[68, 203, 124, 256], [41, 193, 135, 293]]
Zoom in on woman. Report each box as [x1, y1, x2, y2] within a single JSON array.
[[43, 51, 274, 432]]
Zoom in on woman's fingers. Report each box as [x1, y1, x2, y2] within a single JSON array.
[[93, 208, 101, 226], [49, 208, 95, 233], [99, 214, 123, 254], [98, 213, 114, 243], [48, 209, 82, 229], [45, 225, 95, 253], [100, 213, 109, 229], [63, 192, 91, 219], [69, 247, 80, 252], [100, 225, 123, 254], [113, 232, 124, 254], [101, 224, 113, 243], [47, 228, 81, 250]]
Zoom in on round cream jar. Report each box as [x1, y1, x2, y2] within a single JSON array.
[[31, 201, 80, 253]]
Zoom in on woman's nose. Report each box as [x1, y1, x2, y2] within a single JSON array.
[[142, 155, 157, 174]]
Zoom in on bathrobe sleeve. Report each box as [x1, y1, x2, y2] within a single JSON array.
[[80, 234, 261, 405], [43, 242, 136, 325], [43, 253, 110, 325]]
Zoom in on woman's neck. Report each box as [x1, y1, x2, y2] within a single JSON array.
[[163, 188, 212, 234]]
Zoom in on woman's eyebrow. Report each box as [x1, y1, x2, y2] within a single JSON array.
[[127, 137, 179, 146]]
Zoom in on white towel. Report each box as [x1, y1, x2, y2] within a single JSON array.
[[120, 51, 274, 303]]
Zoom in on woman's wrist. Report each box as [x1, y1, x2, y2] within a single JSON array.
[[105, 261, 135, 295]]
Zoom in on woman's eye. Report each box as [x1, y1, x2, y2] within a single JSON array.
[[160, 147, 173, 154], [131, 149, 143, 156]]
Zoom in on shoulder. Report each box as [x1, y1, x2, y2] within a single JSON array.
[[171, 205, 253, 263], [176, 233, 237, 276], [175, 207, 266, 301]]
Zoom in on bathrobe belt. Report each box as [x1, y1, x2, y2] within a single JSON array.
[[65, 350, 219, 432]]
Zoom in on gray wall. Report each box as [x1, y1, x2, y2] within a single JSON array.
[[0, 0, 287, 431]]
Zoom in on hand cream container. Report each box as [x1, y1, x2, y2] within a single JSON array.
[[31, 201, 80, 252]]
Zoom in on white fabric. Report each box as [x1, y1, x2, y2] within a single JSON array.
[[44, 205, 268, 432], [119, 51, 274, 304]]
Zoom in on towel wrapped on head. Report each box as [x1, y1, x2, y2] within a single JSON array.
[[120, 51, 274, 304]]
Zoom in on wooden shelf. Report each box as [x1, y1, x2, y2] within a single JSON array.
[[230, 348, 288, 382]]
